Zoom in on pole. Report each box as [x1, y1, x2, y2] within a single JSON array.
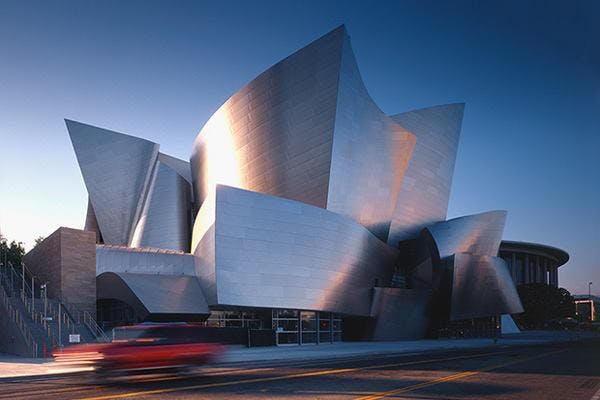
[[58, 302, 62, 347], [21, 264, 25, 302], [31, 275, 34, 312], [589, 282, 593, 300], [44, 284, 47, 321]]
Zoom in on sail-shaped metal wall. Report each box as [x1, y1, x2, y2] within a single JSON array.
[[67, 119, 159, 246], [190, 25, 415, 241], [449, 253, 523, 320], [191, 185, 399, 316], [190, 27, 345, 213], [424, 210, 507, 261], [130, 154, 192, 252], [419, 210, 523, 321], [388, 104, 464, 245], [67, 120, 192, 252], [326, 29, 415, 241]]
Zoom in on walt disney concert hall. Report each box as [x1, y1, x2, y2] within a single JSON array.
[[63, 25, 524, 344]]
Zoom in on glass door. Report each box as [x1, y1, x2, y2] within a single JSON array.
[[273, 309, 299, 345], [300, 311, 317, 344]]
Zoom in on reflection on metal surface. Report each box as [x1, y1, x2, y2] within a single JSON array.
[[449, 253, 524, 320], [84, 197, 102, 243], [191, 185, 399, 316], [96, 244, 195, 276], [388, 104, 464, 245], [424, 210, 507, 261], [130, 156, 192, 252], [326, 32, 415, 240], [67, 119, 159, 245], [419, 210, 521, 323], [190, 25, 415, 240], [68, 120, 193, 251], [97, 272, 210, 320], [190, 27, 344, 212]]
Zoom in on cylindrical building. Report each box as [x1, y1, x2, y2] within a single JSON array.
[[499, 241, 569, 287]]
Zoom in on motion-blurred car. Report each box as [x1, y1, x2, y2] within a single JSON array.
[[53, 323, 225, 374]]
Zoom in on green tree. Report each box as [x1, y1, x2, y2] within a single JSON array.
[[0, 234, 26, 266], [514, 283, 575, 329]]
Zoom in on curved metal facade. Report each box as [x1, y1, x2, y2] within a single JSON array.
[[97, 272, 209, 320], [190, 27, 345, 212], [96, 245, 195, 276], [130, 156, 192, 252], [424, 210, 507, 261], [67, 119, 159, 245], [388, 104, 464, 245], [418, 210, 522, 323], [326, 32, 415, 241], [68, 120, 193, 252], [191, 185, 399, 316], [84, 198, 102, 243], [449, 253, 524, 320], [65, 25, 529, 337], [189, 26, 415, 241]]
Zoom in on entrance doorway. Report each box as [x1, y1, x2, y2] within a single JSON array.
[[272, 309, 342, 345]]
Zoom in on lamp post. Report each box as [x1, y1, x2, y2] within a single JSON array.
[[589, 282, 593, 300]]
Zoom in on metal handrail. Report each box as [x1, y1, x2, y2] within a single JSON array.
[[1, 263, 108, 345], [0, 281, 37, 357], [83, 311, 110, 342]]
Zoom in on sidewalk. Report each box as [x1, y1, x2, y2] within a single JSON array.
[[1, 330, 597, 378], [218, 330, 598, 365]]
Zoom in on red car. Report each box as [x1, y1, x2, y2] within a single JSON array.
[[53, 323, 225, 373]]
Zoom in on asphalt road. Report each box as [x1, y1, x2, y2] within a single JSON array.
[[1, 338, 599, 400]]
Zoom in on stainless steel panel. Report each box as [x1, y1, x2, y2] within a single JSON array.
[[326, 34, 416, 241], [191, 185, 399, 316], [84, 197, 102, 242], [424, 210, 507, 260], [96, 245, 195, 276], [370, 287, 432, 340], [130, 158, 192, 252], [97, 272, 210, 317], [157, 152, 193, 185], [388, 104, 464, 245], [450, 253, 524, 320], [190, 26, 345, 212], [191, 190, 217, 305], [67, 119, 159, 245], [189, 26, 415, 241]]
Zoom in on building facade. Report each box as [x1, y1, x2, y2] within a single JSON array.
[[499, 241, 569, 287], [57, 25, 539, 343]]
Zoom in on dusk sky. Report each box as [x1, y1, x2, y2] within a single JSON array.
[[0, 0, 598, 295]]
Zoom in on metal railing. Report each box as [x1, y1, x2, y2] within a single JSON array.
[[1, 262, 109, 347], [0, 281, 37, 357], [83, 311, 110, 342]]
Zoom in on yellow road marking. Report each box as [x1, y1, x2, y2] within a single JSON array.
[[0, 385, 100, 399], [354, 348, 568, 400], [76, 350, 508, 400]]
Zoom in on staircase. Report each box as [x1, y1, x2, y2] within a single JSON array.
[[0, 263, 108, 357]]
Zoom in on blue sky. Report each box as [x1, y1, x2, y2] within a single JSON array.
[[0, 0, 598, 295]]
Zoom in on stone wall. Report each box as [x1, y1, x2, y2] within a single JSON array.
[[23, 229, 62, 299], [23, 227, 96, 316]]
